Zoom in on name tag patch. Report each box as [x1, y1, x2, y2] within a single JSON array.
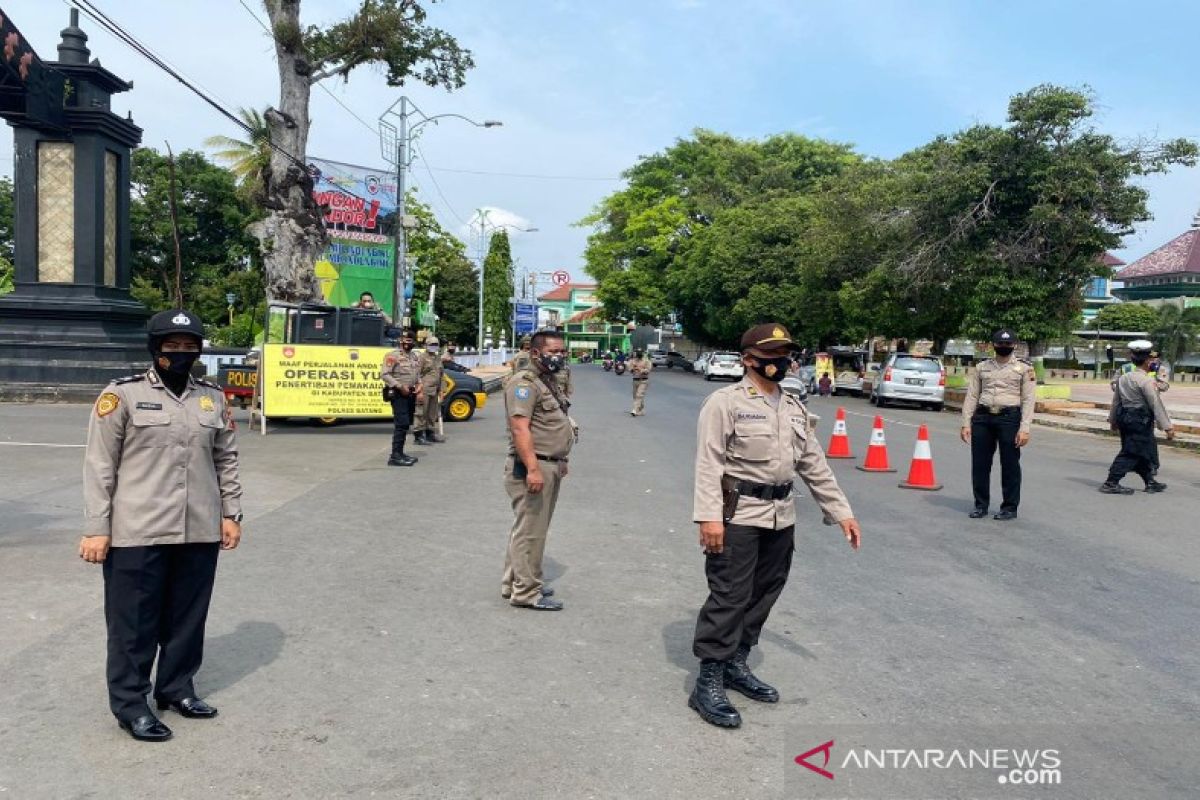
[[736, 412, 767, 421], [136, 401, 163, 410]]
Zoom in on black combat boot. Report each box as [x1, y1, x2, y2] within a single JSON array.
[[724, 645, 779, 703], [1144, 480, 1168, 493], [688, 660, 742, 728]]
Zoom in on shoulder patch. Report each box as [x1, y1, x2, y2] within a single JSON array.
[[113, 374, 145, 385], [513, 384, 532, 401], [95, 392, 120, 418]]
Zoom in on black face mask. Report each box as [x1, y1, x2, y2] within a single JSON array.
[[155, 351, 199, 376], [401, 341, 415, 352], [750, 355, 791, 382], [994, 346, 1015, 357], [538, 353, 565, 373]]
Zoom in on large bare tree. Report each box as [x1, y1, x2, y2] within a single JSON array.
[[254, 0, 473, 303]]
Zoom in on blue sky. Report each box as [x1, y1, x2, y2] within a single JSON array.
[[6, 0, 1200, 286]]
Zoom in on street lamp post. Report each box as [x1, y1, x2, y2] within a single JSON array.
[[380, 98, 501, 329], [225, 292, 236, 326], [474, 211, 538, 352]]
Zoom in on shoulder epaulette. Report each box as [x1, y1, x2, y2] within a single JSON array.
[[113, 374, 146, 385], [196, 378, 222, 390], [1018, 358, 1034, 366]]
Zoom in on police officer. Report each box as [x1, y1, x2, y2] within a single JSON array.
[[690, 323, 861, 729], [1101, 340, 1175, 494], [80, 309, 243, 742], [380, 331, 421, 466], [960, 329, 1036, 521], [413, 336, 445, 445], [502, 330, 574, 610], [629, 348, 652, 416], [554, 353, 574, 399], [509, 335, 533, 374]]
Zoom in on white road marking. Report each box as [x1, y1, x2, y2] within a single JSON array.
[[841, 409, 921, 429], [0, 442, 86, 448]]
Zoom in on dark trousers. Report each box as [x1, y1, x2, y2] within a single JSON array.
[[390, 393, 415, 457], [693, 524, 795, 661], [103, 543, 220, 721], [1107, 416, 1157, 485], [971, 410, 1022, 512]]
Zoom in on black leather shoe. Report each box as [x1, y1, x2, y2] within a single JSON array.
[[118, 715, 173, 741], [993, 510, 1018, 521], [513, 596, 563, 610], [724, 646, 779, 703], [387, 455, 418, 466], [689, 660, 742, 728], [429, 434, 446, 443], [413, 433, 430, 446], [1144, 480, 1168, 493], [156, 697, 218, 718], [1099, 482, 1134, 495], [968, 508, 988, 519], [502, 586, 554, 599]]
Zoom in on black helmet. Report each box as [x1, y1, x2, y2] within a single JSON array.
[[147, 308, 205, 353]]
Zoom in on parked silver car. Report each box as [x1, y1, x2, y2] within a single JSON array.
[[870, 354, 945, 411]]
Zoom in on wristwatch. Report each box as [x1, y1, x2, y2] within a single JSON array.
[[224, 513, 244, 523]]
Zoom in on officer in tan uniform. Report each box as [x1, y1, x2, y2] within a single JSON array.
[[80, 309, 243, 742], [380, 330, 422, 466], [629, 349, 652, 416], [1101, 340, 1175, 494], [508, 335, 533, 374], [690, 323, 861, 729], [960, 329, 1036, 521], [554, 357, 574, 399], [502, 329, 574, 610], [413, 335, 445, 445]]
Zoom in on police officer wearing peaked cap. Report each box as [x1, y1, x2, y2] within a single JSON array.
[[689, 323, 861, 729], [80, 309, 243, 742], [960, 328, 1036, 521], [1100, 339, 1175, 494]]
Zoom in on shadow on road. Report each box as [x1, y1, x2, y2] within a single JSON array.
[[198, 621, 285, 696], [916, 494, 975, 514]]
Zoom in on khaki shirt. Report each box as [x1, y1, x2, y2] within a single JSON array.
[[629, 357, 652, 381], [554, 363, 574, 397], [380, 348, 419, 392], [1109, 369, 1173, 430], [417, 351, 444, 394], [509, 350, 533, 374], [83, 370, 242, 547], [961, 358, 1037, 433], [693, 379, 854, 530], [505, 368, 574, 460]]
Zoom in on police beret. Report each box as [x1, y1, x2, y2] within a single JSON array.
[[740, 323, 797, 354]]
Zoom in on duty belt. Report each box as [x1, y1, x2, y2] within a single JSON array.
[[734, 479, 793, 501], [535, 453, 568, 463], [980, 405, 1020, 415]]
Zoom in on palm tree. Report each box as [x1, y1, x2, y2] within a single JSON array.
[[1151, 304, 1200, 374], [205, 108, 273, 204]]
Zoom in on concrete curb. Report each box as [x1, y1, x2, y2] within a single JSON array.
[[1032, 416, 1200, 452]]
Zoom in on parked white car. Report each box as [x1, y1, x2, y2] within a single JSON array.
[[705, 352, 744, 381], [692, 351, 713, 375]]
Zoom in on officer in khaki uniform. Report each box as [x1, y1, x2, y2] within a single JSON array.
[[690, 323, 861, 729], [629, 349, 652, 416], [554, 358, 574, 399], [80, 310, 243, 742], [1101, 340, 1175, 494], [413, 336, 445, 445], [509, 335, 533, 374], [502, 330, 574, 610], [380, 331, 422, 466], [960, 329, 1036, 521]]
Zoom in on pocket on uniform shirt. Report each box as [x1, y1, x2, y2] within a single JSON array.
[[130, 410, 172, 445], [732, 433, 774, 462]]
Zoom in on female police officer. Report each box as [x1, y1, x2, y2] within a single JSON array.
[[80, 309, 243, 741]]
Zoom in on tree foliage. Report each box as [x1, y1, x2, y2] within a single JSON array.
[[482, 230, 514, 345], [407, 192, 477, 345], [580, 87, 1198, 350], [1152, 305, 1200, 368], [0, 177, 12, 296], [1091, 302, 1159, 333]]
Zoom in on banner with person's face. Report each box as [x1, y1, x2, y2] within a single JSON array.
[[308, 157, 399, 316]]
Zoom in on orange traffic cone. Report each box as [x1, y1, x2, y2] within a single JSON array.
[[826, 407, 854, 459], [856, 415, 896, 472], [899, 424, 942, 491]]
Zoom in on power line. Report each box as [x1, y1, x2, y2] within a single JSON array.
[[413, 143, 470, 227]]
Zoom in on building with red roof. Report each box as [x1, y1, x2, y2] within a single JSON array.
[[1113, 219, 1200, 308]]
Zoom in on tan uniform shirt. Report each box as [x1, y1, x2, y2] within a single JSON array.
[[961, 358, 1037, 433], [505, 368, 574, 460], [417, 351, 444, 395], [380, 348, 420, 393], [509, 350, 533, 374], [554, 363, 574, 397], [630, 357, 652, 381], [1109, 369, 1173, 430], [693, 379, 853, 530], [83, 370, 242, 547]]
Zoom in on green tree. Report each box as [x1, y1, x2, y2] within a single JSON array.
[[0, 177, 13, 296], [130, 148, 263, 325], [406, 192, 477, 344], [481, 230, 514, 345], [1092, 302, 1160, 332], [1152, 305, 1200, 371], [253, 0, 473, 307], [205, 107, 273, 204]]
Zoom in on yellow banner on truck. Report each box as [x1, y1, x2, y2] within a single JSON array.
[[261, 343, 391, 418]]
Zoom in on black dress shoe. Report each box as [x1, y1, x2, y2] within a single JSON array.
[[118, 715, 173, 742], [512, 596, 563, 610], [993, 510, 1018, 521], [156, 697, 218, 718], [413, 434, 431, 446], [387, 455, 418, 466], [968, 508, 988, 519], [1099, 482, 1134, 495], [1144, 480, 1168, 493]]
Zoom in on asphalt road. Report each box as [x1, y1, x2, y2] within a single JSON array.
[[1, 366, 1198, 799]]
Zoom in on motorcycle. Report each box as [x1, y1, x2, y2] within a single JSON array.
[[602, 358, 613, 372], [614, 361, 627, 376]]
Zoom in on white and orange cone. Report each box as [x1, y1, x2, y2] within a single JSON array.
[[899, 424, 942, 491], [826, 407, 854, 459], [856, 415, 896, 472]]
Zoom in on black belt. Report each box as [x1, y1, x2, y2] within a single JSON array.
[[535, 454, 568, 463], [632, 376, 648, 381], [976, 405, 1020, 415], [735, 479, 793, 500]]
